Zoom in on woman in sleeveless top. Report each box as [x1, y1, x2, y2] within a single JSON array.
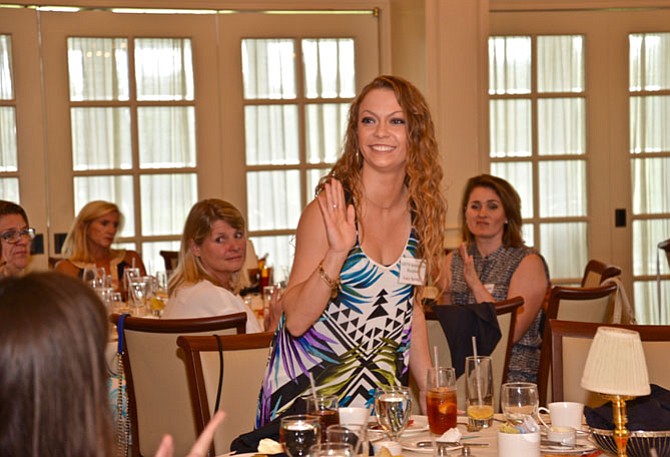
[[55, 200, 146, 291], [256, 75, 447, 426], [443, 174, 550, 383]]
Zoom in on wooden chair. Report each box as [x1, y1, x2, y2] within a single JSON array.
[[159, 250, 179, 272], [538, 283, 619, 405], [411, 296, 523, 413], [581, 259, 622, 287], [111, 313, 247, 457], [177, 332, 274, 456], [549, 319, 670, 406]]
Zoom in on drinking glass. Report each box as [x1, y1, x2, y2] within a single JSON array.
[[465, 356, 494, 431], [374, 386, 412, 442], [326, 424, 367, 456], [425, 366, 457, 434], [149, 272, 168, 317], [128, 276, 151, 316], [123, 267, 141, 297], [309, 443, 354, 457], [500, 382, 539, 424], [280, 414, 321, 457], [304, 394, 340, 442]]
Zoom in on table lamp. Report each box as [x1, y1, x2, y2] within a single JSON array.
[[581, 326, 650, 457]]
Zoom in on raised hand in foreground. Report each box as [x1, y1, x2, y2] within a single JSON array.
[[154, 411, 226, 457]]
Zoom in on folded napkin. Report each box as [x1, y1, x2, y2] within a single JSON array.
[[431, 303, 501, 377], [230, 397, 306, 454], [584, 384, 670, 431]]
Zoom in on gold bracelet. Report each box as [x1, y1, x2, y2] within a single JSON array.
[[317, 261, 341, 300]]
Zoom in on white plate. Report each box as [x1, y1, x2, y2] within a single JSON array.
[[539, 441, 597, 455], [368, 415, 430, 436]]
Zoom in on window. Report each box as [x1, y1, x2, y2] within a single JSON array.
[[488, 34, 588, 282], [241, 37, 355, 275], [0, 34, 19, 201]]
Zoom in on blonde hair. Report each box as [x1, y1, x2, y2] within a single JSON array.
[[318, 75, 447, 297], [61, 201, 124, 262], [168, 199, 248, 296]]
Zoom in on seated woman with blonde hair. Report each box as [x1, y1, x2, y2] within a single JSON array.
[[55, 200, 146, 289], [164, 199, 279, 332]]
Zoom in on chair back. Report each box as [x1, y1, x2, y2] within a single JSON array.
[[411, 297, 523, 413], [660, 239, 670, 268], [159, 250, 179, 272], [581, 259, 622, 287], [538, 283, 618, 405], [177, 332, 274, 456], [549, 319, 670, 406], [111, 313, 247, 457]]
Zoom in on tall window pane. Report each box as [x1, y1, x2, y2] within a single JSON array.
[[0, 35, 14, 100], [629, 32, 670, 322], [68, 35, 199, 273], [489, 34, 587, 283], [242, 36, 357, 271]]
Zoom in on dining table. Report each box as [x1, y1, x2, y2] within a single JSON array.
[[216, 414, 602, 457]]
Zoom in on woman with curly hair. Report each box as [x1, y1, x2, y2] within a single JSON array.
[[256, 75, 447, 425]]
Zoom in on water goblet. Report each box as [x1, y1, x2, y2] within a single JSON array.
[[374, 386, 412, 442], [500, 382, 539, 424], [280, 414, 321, 457], [327, 424, 367, 456]]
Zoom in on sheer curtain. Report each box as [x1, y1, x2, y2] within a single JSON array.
[[629, 33, 670, 324], [0, 35, 19, 200]]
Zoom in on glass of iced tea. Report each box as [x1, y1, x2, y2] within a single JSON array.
[[425, 366, 457, 434], [304, 394, 340, 442]]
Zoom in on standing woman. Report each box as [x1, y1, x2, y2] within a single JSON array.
[[256, 75, 447, 425], [443, 174, 550, 383], [55, 200, 146, 289], [164, 199, 265, 333], [0, 200, 35, 278]]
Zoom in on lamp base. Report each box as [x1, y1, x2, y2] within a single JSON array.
[[600, 394, 635, 457]]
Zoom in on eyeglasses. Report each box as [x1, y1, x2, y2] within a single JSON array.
[[0, 227, 36, 244]]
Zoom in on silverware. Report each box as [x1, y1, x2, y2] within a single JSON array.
[[415, 441, 489, 448]]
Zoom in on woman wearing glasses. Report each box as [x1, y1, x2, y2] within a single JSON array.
[[55, 200, 146, 290], [0, 200, 35, 278]]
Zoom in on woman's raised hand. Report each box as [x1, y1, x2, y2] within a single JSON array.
[[316, 179, 356, 256], [154, 411, 225, 457]]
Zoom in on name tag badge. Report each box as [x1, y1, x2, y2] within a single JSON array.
[[399, 258, 426, 285], [484, 283, 496, 294]]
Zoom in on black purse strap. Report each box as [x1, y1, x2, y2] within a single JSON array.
[[213, 334, 224, 412]]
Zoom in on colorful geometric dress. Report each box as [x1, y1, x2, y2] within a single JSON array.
[[256, 230, 420, 427]]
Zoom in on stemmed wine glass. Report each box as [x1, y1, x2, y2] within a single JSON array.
[[500, 382, 539, 424], [374, 386, 412, 442], [280, 414, 321, 457]]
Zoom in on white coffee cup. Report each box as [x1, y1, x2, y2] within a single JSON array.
[[538, 402, 584, 430], [497, 431, 540, 457], [372, 440, 402, 456], [338, 407, 371, 425]]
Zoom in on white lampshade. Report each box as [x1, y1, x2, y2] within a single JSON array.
[[580, 326, 651, 397]]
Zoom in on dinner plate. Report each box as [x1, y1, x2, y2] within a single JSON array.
[[539, 441, 597, 455]]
